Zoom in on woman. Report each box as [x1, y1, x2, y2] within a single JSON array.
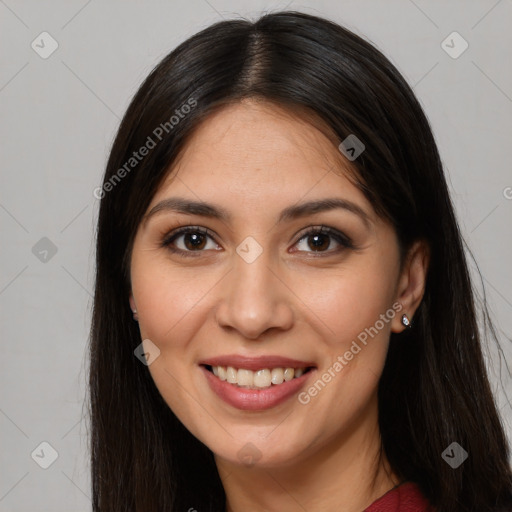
[[88, 10, 512, 512]]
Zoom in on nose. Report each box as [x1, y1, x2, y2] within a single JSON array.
[[214, 248, 294, 340]]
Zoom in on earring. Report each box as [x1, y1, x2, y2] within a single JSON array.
[[132, 309, 139, 321], [401, 314, 412, 329]]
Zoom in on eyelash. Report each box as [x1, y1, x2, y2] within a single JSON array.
[[161, 225, 355, 258]]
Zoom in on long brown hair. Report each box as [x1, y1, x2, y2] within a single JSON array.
[[88, 11, 512, 511]]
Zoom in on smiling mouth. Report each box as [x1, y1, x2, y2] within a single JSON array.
[[203, 364, 315, 389]]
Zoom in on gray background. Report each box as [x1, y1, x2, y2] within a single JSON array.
[[1, 0, 511, 510]]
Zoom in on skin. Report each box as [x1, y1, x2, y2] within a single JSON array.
[[129, 99, 430, 512]]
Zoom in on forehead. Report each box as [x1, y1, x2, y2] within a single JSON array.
[[151, 100, 372, 218]]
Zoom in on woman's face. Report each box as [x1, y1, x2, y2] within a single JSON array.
[[129, 100, 420, 468]]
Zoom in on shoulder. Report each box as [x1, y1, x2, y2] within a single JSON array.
[[364, 481, 435, 512]]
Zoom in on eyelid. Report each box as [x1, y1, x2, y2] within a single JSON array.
[[293, 225, 355, 252], [162, 225, 218, 242], [161, 225, 220, 256], [161, 224, 354, 256]]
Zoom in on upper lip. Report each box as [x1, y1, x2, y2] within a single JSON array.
[[199, 354, 316, 371]]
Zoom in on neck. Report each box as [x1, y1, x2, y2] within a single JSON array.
[[216, 395, 400, 512]]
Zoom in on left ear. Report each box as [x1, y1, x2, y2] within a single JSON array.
[[391, 239, 430, 333]]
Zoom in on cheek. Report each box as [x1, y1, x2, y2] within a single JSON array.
[[291, 262, 396, 408], [130, 267, 210, 423], [132, 264, 218, 346], [294, 274, 394, 437], [292, 263, 396, 347]]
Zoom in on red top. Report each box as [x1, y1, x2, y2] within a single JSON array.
[[364, 481, 434, 512]]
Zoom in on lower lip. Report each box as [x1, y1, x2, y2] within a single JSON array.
[[200, 365, 315, 411]]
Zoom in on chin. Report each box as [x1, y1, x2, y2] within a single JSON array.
[[208, 431, 312, 469]]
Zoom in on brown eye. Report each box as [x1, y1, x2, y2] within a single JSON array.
[[162, 225, 353, 258], [294, 226, 354, 254], [306, 233, 330, 251], [162, 227, 220, 256], [182, 232, 207, 250]]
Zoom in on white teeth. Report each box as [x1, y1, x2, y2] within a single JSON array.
[[253, 369, 271, 388], [283, 368, 294, 381], [209, 365, 309, 388], [237, 368, 253, 387], [226, 366, 237, 384], [217, 366, 227, 381], [271, 368, 284, 385]]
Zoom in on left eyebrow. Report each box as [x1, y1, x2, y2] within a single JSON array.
[[142, 197, 372, 229], [278, 198, 372, 229]]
